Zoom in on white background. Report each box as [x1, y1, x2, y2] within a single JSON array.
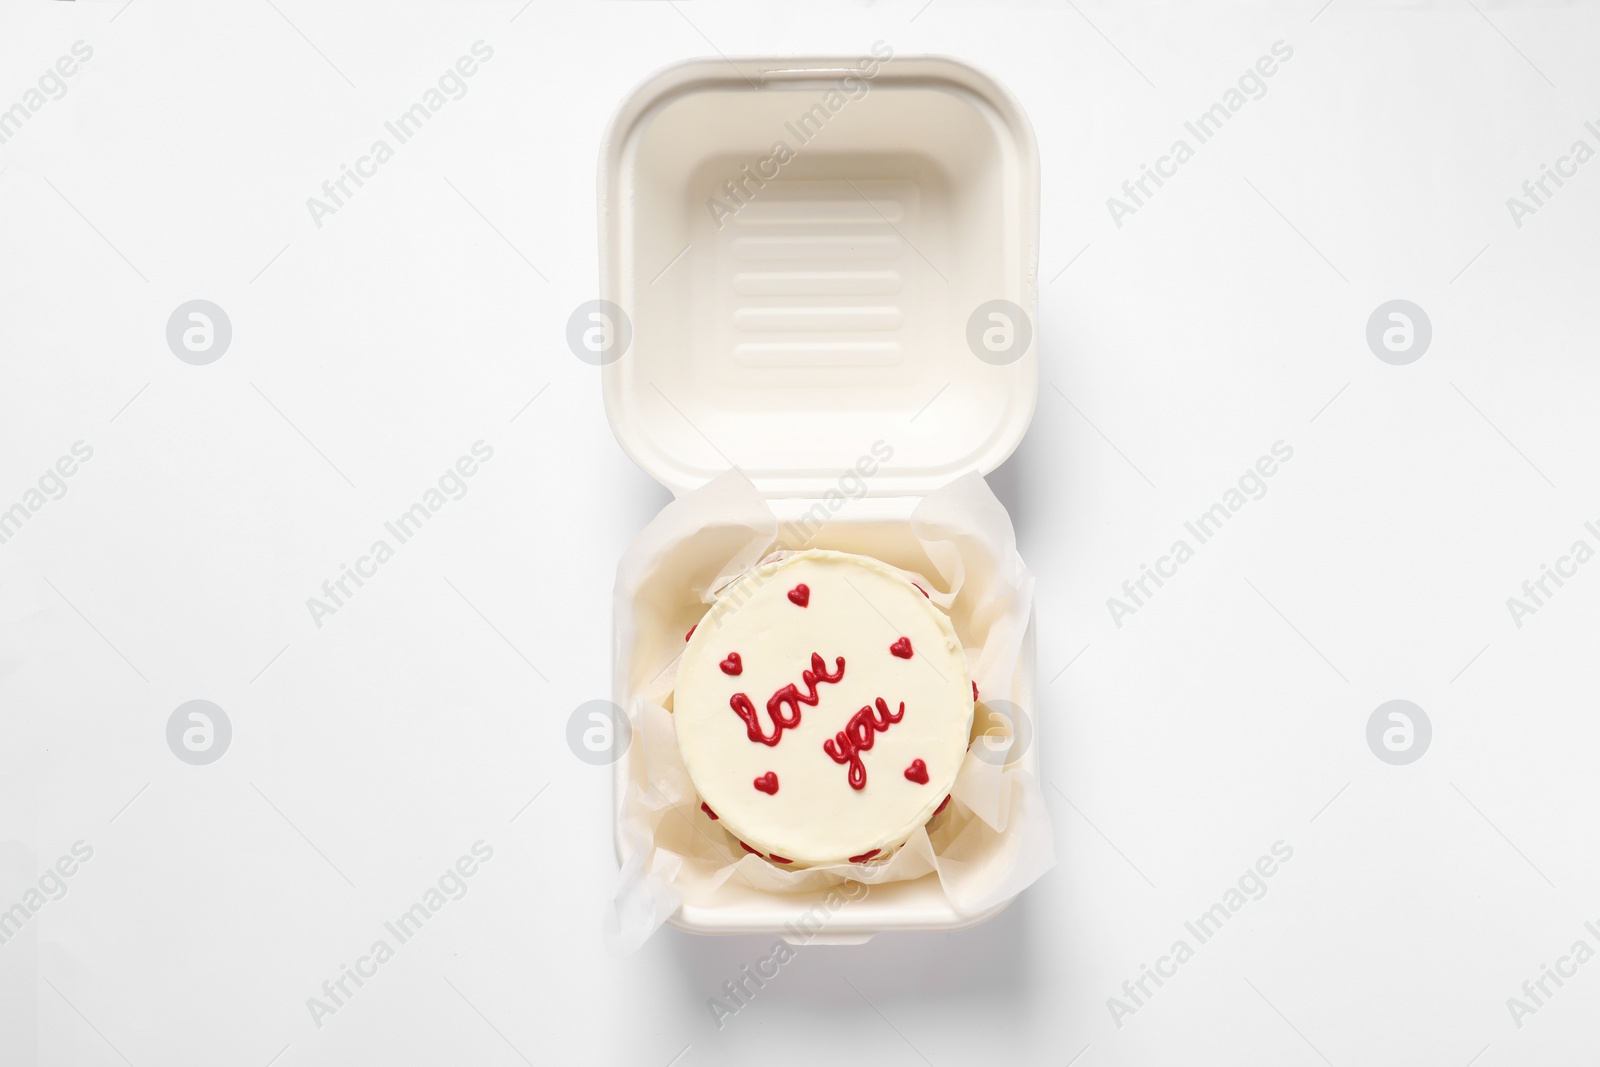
[[2, 1, 1598, 1064]]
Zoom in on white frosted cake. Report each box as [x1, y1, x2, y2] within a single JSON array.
[[675, 549, 974, 867]]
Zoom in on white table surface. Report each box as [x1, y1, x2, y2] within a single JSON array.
[[2, 1, 1597, 1064]]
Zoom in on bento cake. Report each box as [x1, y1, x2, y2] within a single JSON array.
[[675, 550, 972, 867]]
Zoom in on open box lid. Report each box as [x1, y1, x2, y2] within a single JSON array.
[[598, 53, 1039, 499]]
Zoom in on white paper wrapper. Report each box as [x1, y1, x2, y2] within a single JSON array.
[[605, 470, 1055, 951]]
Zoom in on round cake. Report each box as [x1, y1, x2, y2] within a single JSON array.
[[675, 549, 973, 867]]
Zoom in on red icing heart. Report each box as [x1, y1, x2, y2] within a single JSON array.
[[890, 636, 913, 659], [904, 759, 929, 785], [934, 794, 951, 816], [685, 624, 696, 642], [768, 854, 792, 864], [972, 680, 979, 701], [740, 841, 761, 856], [848, 848, 881, 863], [753, 771, 779, 795], [913, 583, 929, 599], [719, 652, 742, 675], [787, 583, 810, 607], [700, 801, 718, 820]]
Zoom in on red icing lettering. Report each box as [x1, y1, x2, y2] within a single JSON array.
[[719, 652, 742, 675], [889, 636, 912, 659], [787, 583, 810, 607], [729, 653, 845, 745], [904, 758, 929, 785], [823, 698, 905, 790]]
